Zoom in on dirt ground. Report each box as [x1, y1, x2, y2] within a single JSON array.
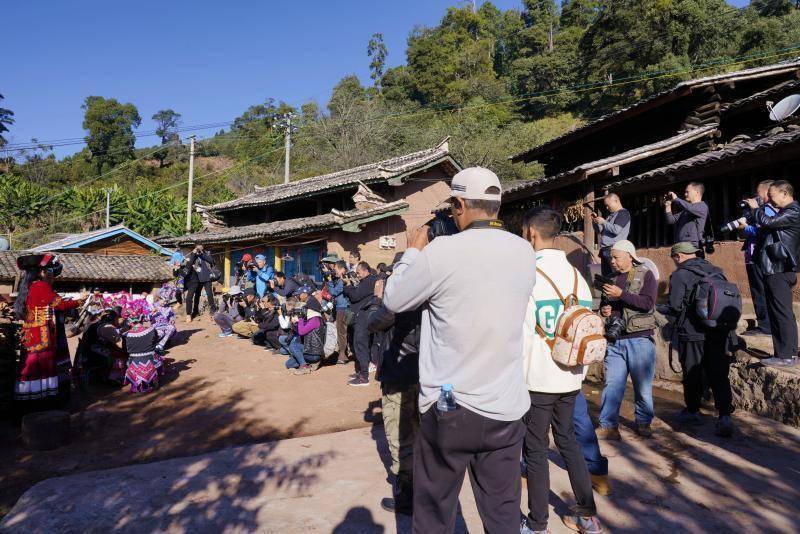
[[0, 315, 382, 517]]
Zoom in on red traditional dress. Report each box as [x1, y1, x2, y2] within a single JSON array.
[[16, 280, 80, 401]]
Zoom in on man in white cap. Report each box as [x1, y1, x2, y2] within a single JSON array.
[[383, 167, 536, 532], [597, 239, 658, 441]]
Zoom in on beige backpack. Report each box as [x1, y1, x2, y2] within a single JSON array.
[[534, 267, 607, 367]]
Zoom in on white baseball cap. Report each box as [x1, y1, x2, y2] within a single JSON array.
[[611, 240, 642, 263], [450, 167, 502, 201]]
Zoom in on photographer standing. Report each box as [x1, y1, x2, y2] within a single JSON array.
[[746, 180, 800, 367], [326, 260, 352, 364], [185, 245, 217, 322], [383, 167, 536, 533], [740, 181, 777, 337], [247, 254, 274, 298], [592, 193, 631, 276], [233, 254, 254, 291], [344, 262, 378, 386], [271, 271, 300, 299], [664, 182, 709, 249], [598, 240, 658, 440]]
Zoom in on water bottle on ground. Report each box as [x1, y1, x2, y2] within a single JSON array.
[[436, 383, 458, 412]]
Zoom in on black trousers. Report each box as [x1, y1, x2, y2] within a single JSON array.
[[679, 331, 733, 416], [185, 279, 216, 317], [746, 263, 771, 333], [253, 329, 282, 350], [413, 407, 525, 534], [599, 246, 613, 277], [764, 272, 798, 359], [524, 390, 595, 531], [353, 311, 372, 377]]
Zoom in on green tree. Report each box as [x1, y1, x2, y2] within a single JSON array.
[[367, 33, 388, 89], [0, 94, 14, 149], [82, 96, 142, 175], [152, 109, 182, 167]]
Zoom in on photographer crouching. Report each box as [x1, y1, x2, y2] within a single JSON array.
[[597, 240, 658, 440], [282, 286, 326, 375]]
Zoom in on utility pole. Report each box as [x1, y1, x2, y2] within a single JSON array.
[[187, 135, 195, 233], [105, 189, 110, 228], [275, 113, 296, 184]]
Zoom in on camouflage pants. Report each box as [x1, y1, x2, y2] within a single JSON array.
[[381, 383, 420, 486]]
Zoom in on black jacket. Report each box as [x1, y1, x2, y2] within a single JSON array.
[[344, 273, 378, 315], [188, 251, 215, 283], [666, 258, 721, 341], [368, 305, 421, 387], [257, 310, 281, 332], [274, 277, 301, 298], [753, 201, 800, 275]]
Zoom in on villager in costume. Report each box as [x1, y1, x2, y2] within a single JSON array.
[[13, 253, 84, 407], [122, 312, 162, 393], [75, 306, 127, 386], [150, 297, 177, 353]]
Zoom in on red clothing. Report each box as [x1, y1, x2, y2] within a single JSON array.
[[16, 280, 80, 401]]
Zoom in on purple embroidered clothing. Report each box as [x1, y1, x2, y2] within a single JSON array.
[[150, 304, 177, 351], [122, 325, 163, 393]]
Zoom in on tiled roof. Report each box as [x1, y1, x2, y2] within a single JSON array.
[[29, 225, 173, 256], [0, 252, 173, 283], [721, 79, 800, 113], [164, 200, 410, 246], [503, 125, 718, 199], [606, 128, 800, 190], [511, 58, 800, 163], [208, 141, 459, 213]]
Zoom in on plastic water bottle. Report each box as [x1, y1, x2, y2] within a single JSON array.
[[436, 383, 458, 412]]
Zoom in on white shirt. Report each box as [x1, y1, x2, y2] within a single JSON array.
[[383, 226, 536, 421], [522, 249, 593, 393]]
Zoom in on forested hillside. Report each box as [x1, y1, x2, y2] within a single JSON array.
[[2, 0, 800, 247]]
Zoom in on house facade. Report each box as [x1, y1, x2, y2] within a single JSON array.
[[164, 140, 461, 286], [505, 59, 800, 301]]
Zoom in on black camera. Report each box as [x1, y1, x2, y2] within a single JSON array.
[[662, 194, 673, 204], [604, 315, 626, 342], [427, 212, 459, 242], [343, 271, 360, 287]]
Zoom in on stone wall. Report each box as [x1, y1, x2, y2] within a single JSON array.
[[730, 355, 800, 427]]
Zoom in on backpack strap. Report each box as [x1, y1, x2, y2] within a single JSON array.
[[533, 266, 580, 349]]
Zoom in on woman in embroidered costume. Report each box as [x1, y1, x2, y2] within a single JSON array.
[[13, 254, 85, 407], [150, 295, 177, 354], [122, 310, 162, 393]]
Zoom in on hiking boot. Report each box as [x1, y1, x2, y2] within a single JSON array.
[[590, 474, 612, 496], [676, 409, 702, 425], [596, 426, 621, 441], [348, 375, 370, 387], [293, 364, 312, 376], [519, 519, 549, 534], [562, 515, 604, 534], [636, 423, 653, 438], [715, 415, 734, 438]]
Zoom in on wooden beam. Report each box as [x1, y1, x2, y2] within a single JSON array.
[[583, 186, 596, 252]]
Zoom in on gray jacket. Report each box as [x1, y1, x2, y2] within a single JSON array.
[[596, 208, 631, 248], [665, 199, 708, 247]]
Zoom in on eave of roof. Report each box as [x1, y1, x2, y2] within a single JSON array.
[[0, 252, 172, 283], [510, 59, 800, 164], [207, 142, 460, 214], [164, 200, 410, 246], [29, 225, 173, 256]]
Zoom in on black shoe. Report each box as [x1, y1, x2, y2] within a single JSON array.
[[348, 375, 370, 387], [380, 497, 412, 515]]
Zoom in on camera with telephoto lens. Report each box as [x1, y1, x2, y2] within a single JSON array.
[[719, 199, 756, 234], [604, 315, 626, 342]]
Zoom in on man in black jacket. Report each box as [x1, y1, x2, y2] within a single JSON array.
[[665, 242, 735, 437], [344, 261, 378, 386], [185, 245, 217, 322], [368, 303, 421, 516], [746, 180, 800, 367], [252, 299, 282, 350], [271, 271, 301, 299]]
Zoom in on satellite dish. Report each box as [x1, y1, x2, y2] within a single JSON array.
[[0, 237, 9, 251], [768, 94, 800, 121]]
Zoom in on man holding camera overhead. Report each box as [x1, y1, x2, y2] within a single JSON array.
[[383, 167, 536, 534], [664, 182, 709, 250]]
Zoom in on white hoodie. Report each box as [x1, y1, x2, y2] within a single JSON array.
[[522, 249, 594, 393]]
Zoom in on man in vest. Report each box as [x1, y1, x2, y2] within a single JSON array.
[[597, 240, 658, 440], [520, 206, 605, 534], [667, 242, 735, 437]]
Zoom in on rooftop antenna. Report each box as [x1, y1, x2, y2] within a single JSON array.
[[767, 94, 800, 121]]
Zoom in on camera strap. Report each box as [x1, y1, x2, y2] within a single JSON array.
[[464, 219, 505, 231]]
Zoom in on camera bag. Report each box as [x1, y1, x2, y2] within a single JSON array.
[[534, 267, 607, 367]]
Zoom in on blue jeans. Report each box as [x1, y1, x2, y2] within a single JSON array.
[[285, 337, 321, 369], [599, 337, 655, 428], [574, 391, 608, 476], [278, 334, 293, 355]]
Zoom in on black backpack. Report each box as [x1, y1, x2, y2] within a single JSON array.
[[683, 265, 741, 331]]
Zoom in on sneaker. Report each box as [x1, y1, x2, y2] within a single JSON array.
[[293, 364, 312, 376], [715, 415, 734, 438], [368, 362, 377, 374], [590, 474, 612, 496], [596, 426, 621, 441], [336, 359, 349, 365], [218, 332, 234, 338], [519, 519, 548, 534], [348, 375, 370, 387], [761, 357, 798, 367], [676, 409, 702, 425], [636, 423, 653, 438], [562, 515, 604, 534]]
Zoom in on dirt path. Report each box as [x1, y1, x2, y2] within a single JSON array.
[[0, 316, 381, 516]]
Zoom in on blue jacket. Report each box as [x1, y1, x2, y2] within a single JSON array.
[[326, 279, 349, 309], [743, 203, 777, 263], [247, 265, 274, 297]]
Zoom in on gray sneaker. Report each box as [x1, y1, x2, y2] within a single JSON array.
[[761, 357, 798, 367], [562, 515, 604, 534], [715, 415, 734, 437], [676, 409, 702, 425], [520, 518, 548, 534]]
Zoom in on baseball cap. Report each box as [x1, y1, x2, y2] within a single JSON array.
[[611, 240, 642, 263], [450, 167, 502, 201], [241, 253, 253, 263], [228, 286, 242, 296], [254, 254, 266, 261], [321, 253, 340, 263], [671, 242, 700, 256], [292, 285, 312, 297]]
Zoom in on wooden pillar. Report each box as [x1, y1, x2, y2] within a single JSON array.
[[274, 247, 282, 272], [583, 186, 596, 252], [223, 245, 231, 289]]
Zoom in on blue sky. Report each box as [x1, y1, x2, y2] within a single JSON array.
[[4, 0, 752, 157]]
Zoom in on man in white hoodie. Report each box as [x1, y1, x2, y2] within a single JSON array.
[[520, 206, 604, 534]]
